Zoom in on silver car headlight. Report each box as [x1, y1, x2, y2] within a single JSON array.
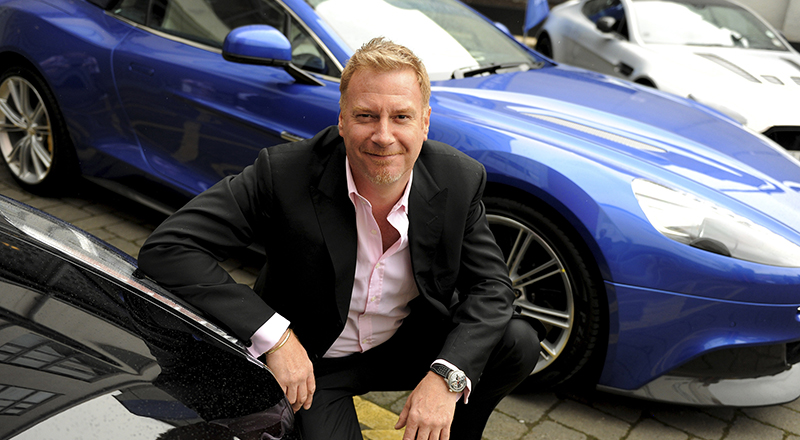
[[633, 179, 800, 267]]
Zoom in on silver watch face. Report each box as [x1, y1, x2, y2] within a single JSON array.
[[447, 370, 467, 392]]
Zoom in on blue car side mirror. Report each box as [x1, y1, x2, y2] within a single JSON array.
[[223, 25, 323, 86], [223, 25, 292, 65]]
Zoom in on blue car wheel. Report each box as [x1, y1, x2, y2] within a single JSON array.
[[485, 196, 605, 388], [0, 64, 77, 194]]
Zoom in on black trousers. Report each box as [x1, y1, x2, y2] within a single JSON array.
[[295, 316, 540, 440]]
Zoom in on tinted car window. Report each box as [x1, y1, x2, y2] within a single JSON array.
[[150, 0, 285, 46], [114, 0, 149, 23], [113, 0, 337, 75]]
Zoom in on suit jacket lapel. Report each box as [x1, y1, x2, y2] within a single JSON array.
[[310, 143, 357, 324], [409, 156, 449, 315]]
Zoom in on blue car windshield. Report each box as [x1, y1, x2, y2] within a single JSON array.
[[305, 0, 539, 80], [631, 0, 790, 51]]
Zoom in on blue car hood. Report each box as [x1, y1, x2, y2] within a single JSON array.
[[431, 66, 800, 235]]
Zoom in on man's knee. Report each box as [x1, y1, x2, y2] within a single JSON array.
[[498, 317, 541, 373], [295, 390, 362, 440]]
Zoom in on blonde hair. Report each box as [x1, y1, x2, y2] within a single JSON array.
[[339, 37, 431, 109]]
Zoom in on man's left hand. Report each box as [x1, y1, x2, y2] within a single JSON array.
[[395, 371, 460, 440]]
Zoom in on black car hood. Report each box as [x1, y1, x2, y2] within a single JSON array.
[[0, 196, 297, 439]]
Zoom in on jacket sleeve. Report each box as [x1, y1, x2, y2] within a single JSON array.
[[138, 147, 276, 343], [439, 165, 517, 384]]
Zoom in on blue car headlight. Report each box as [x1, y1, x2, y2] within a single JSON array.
[[633, 179, 800, 267]]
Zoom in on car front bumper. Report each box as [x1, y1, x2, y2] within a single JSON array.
[[599, 282, 800, 406]]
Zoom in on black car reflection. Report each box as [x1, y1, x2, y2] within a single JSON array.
[[0, 196, 298, 439]]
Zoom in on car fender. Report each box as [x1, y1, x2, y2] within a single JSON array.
[[0, 0, 148, 174]]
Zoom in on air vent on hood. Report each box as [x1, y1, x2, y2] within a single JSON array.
[[696, 53, 760, 83], [793, 77, 800, 86], [524, 114, 666, 153], [762, 75, 784, 85]]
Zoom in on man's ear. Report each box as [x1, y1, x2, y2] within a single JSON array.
[[423, 106, 432, 139]]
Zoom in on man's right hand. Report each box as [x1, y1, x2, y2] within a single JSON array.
[[265, 330, 315, 412]]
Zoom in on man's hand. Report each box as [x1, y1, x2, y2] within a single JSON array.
[[395, 371, 460, 440], [265, 330, 315, 412]]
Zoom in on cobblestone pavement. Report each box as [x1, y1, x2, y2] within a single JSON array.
[[2, 168, 800, 440]]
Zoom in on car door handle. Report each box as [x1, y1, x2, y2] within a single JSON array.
[[129, 62, 154, 77]]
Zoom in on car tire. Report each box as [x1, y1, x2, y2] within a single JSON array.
[[483, 196, 605, 388], [534, 33, 554, 59], [0, 64, 78, 194]]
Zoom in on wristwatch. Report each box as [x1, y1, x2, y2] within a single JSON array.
[[430, 363, 467, 393]]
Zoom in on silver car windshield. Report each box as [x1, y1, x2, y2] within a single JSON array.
[[305, 0, 538, 80], [631, 0, 789, 51]]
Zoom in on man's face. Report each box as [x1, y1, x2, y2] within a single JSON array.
[[339, 68, 431, 191]]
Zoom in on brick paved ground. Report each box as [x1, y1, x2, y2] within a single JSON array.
[[2, 167, 800, 440]]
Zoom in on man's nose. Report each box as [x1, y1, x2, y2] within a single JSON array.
[[371, 118, 394, 146]]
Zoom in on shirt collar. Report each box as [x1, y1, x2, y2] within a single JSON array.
[[346, 156, 413, 214]]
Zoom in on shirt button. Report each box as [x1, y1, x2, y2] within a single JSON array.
[[371, 229, 377, 235]]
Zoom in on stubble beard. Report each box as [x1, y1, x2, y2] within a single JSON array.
[[368, 166, 403, 186], [361, 153, 406, 186]]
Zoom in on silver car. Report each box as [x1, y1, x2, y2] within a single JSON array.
[[536, 0, 800, 158]]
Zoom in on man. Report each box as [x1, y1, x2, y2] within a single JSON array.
[[138, 37, 540, 440]]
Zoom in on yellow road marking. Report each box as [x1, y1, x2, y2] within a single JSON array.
[[354, 396, 405, 439]]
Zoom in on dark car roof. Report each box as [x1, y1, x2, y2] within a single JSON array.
[[0, 196, 297, 439]]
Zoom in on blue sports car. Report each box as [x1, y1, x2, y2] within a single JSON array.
[[2, 0, 800, 406]]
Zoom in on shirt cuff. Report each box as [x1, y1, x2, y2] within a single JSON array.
[[431, 359, 473, 403], [247, 314, 291, 358]]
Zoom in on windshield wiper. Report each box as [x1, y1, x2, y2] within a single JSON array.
[[451, 61, 544, 79]]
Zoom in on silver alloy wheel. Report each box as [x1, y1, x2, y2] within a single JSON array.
[[0, 76, 54, 185], [486, 214, 574, 375]]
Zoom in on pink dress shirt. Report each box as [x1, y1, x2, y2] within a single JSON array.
[[325, 158, 420, 356]]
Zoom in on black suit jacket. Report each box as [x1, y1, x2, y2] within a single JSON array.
[[138, 126, 515, 383]]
